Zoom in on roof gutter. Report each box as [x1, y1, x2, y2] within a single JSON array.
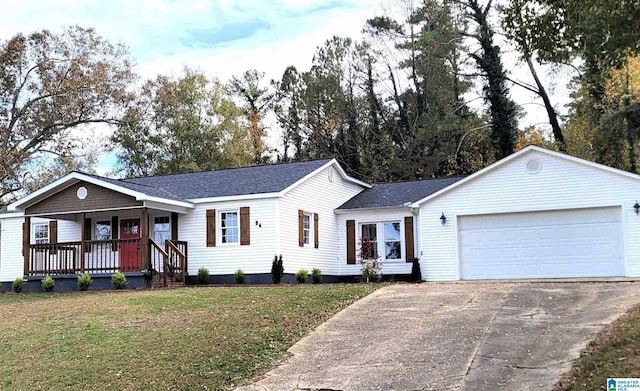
[[334, 205, 412, 214]]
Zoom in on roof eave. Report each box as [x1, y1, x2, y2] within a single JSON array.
[[188, 192, 281, 204], [334, 205, 413, 214], [279, 159, 371, 197], [9, 172, 193, 212]]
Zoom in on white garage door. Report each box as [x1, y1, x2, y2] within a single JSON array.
[[459, 207, 624, 280]]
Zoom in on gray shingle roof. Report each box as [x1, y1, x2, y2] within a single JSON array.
[[93, 159, 333, 201], [337, 177, 464, 210]]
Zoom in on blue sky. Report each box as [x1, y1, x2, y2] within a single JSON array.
[[1, 0, 571, 176], [0, 0, 382, 174], [0, 0, 380, 79]]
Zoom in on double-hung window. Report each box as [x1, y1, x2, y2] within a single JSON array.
[[360, 221, 402, 261], [303, 213, 311, 245], [220, 211, 239, 244], [95, 220, 112, 241], [154, 216, 171, 244], [33, 223, 49, 244]]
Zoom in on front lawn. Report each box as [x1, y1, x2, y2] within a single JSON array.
[[554, 304, 640, 390], [0, 284, 379, 390]]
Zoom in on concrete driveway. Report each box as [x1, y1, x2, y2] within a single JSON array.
[[236, 282, 640, 391]]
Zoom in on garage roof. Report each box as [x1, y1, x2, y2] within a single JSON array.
[[337, 177, 464, 210]]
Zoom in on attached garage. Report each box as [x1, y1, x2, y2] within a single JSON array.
[[416, 146, 640, 281], [458, 207, 625, 280]]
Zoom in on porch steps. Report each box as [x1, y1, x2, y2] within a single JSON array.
[[151, 272, 185, 288]]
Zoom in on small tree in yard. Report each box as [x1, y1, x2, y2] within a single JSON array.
[[41, 275, 56, 292], [12, 278, 24, 293], [271, 255, 284, 284], [77, 273, 93, 291], [410, 259, 422, 283], [234, 269, 246, 284], [295, 269, 309, 284], [197, 267, 209, 285], [311, 268, 322, 284], [359, 237, 381, 282], [111, 272, 127, 289]]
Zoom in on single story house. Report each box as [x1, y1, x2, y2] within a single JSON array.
[[1, 145, 639, 290]]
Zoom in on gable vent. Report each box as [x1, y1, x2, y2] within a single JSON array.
[[526, 158, 541, 174]]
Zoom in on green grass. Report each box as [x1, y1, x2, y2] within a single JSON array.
[[554, 304, 640, 390], [0, 284, 379, 390]]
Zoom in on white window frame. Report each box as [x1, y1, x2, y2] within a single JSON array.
[[153, 216, 171, 245], [303, 213, 312, 245], [358, 220, 403, 262], [219, 209, 239, 245], [32, 222, 49, 244]]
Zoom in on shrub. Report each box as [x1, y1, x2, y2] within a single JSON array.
[[271, 255, 284, 284], [111, 272, 128, 289], [361, 258, 381, 283], [295, 269, 309, 284], [41, 275, 55, 292], [410, 258, 423, 283], [311, 268, 322, 284], [77, 273, 93, 291], [12, 278, 24, 293], [234, 269, 246, 284], [197, 267, 209, 285]]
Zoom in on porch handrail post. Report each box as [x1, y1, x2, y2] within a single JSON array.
[[140, 208, 149, 270], [23, 216, 31, 276]]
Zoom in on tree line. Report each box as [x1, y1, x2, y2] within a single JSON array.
[[1, 0, 639, 204]]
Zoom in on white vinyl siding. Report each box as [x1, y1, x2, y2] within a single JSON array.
[[181, 198, 278, 275], [0, 216, 24, 281], [278, 165, 366, 275], [420, 149, 640, 281]]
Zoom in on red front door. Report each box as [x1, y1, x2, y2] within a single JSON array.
[[120, 219, 141, 272]]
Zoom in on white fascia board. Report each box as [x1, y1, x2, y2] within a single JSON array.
[[330, 159, 372, 188], [143, 200, 191, 214], [9, 172, 145, 211], [9, 172, 194, 211], [280, 159, 371, 197], [411, 145, 640, 207], [189, 192, 281, 204], [334, 206, 410, 215], [142, 196, 194, 210], [0, 210, 25, 219]]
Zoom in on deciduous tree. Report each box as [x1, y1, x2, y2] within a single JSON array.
[[0, 25, 135, 202], [112, 69, 252, 177]]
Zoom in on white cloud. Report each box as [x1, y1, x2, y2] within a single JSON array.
[[1, 0, 572, 172]]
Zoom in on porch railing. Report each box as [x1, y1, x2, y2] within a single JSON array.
[[149, 239, 187, 287], [26, 239, 188, 280]]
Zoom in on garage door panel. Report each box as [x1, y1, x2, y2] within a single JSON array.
[[459, 207, 624, 280], [459, 208, 621, 231]]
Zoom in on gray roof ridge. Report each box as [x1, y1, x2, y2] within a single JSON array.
[[73, 171, 186, 201], [121, 158, 334, 181], [370, 176, 467, 186]]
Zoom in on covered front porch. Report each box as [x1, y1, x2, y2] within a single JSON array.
[[11, 175, 195, 289], [23, 207, 188, 288]]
